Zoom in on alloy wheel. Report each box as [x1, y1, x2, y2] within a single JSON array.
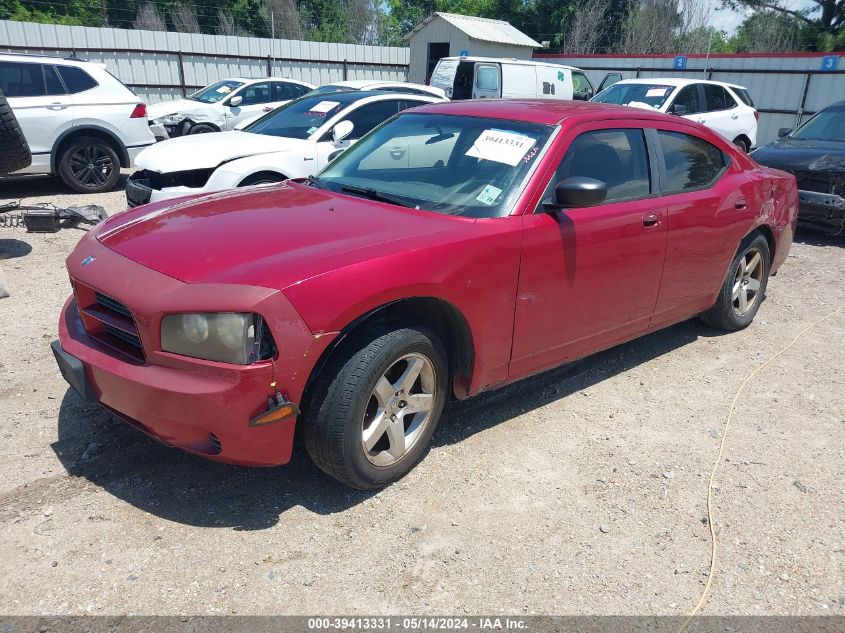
[[732, 247, 764, 316], [69, 146, 114, 189], [361, 353, 437, 467]]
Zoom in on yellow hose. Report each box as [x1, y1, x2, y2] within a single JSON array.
[[675, 305, 844, 633]]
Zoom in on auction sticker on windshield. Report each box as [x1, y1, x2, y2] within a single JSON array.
[[646, 87, 671, 97], [306, 101, 341, 116], [466, 129, 537, 166]]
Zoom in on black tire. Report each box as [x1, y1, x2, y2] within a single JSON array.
[[699, 233, 770, 331], [188, 123, 217, 135], [0, 90, 32, 174], [304, 326, 448, 490], [239, 172, 284, 187], [733, 137, 749, 153], [58, 136, 121, 193]]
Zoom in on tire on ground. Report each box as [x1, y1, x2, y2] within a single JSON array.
[[699, 232, 770, 331], [57, 136, 121, 193], [304, 325, 448, 490], [0, 90, 32, 174]]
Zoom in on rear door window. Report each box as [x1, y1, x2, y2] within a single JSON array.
[[274, 81, 309, 101], [238, 82, 272, 105], [44, 65, 66, 95], [658, 130, 727, 193], [556, 128, 652, 203], [341, 99, 401, 140], [671, 84, 704, 115], [703, 84, 728, 111]]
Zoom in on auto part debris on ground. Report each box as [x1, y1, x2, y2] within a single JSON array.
[[0, 199, 107, 233]]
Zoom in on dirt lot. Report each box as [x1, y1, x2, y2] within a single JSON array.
[[0, 175, 843, 617]]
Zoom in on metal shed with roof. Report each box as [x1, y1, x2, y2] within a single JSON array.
[[406, 12, 540, 84]]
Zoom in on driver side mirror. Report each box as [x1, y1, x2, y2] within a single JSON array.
[[669, 103, 687, 116], [543, 177, 607, 211], [332, 120, 354, 143], [228, 95, 243, 107], [778, 127, 792, 138]]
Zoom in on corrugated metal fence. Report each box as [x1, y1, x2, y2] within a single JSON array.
[[0, 20, 410, 104], [535, 53, 845, 145]]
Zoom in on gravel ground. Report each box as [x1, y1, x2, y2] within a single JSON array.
[[0, 175, 843, 617]]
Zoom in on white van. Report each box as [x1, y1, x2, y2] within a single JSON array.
[[429, 56, 594, 101]]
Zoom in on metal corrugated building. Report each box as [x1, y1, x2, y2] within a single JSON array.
[[407, 13, 540, 84]]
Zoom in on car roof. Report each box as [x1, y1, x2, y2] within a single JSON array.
[[0, 52, 100, 69], [409, 99, 695, 126], [301, 90, 438, 104], [613, 77, 748, 91]]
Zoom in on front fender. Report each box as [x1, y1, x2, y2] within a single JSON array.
[[282, 216, 525, 395], [214, 152, 304, 185]]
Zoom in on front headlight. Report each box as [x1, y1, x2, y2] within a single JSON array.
[[161, 313, 276, 364], [157, 113, 188, 126]]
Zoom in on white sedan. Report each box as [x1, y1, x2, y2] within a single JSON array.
[[126, 91, 443, 207], [591, 78, 759, 151], [147, 77, 315, 139]]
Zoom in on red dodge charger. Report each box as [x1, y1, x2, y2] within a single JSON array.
[[53, 100, 798, 489]]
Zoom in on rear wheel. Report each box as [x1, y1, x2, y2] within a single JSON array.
[[700, 233, 770, 331], [304, 326, 447, 489], [58, 136, 120, 193]]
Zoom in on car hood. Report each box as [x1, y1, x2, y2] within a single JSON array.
[[147, 99, 215, 121], [135, 131, 311, 173], [95, 182, 468, 288], [752, 138, 845, 173]]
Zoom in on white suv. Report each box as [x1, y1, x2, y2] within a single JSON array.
[[592, 78, 758, 151], [146, 77, 315, 139], [0, 53, 155, 192]]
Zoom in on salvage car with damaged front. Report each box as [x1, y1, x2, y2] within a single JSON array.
[[752, 101, 845, 233]]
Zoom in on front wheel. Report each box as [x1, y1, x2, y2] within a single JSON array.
[[699, 233, 770, 331], [304, 326, 448, 489]]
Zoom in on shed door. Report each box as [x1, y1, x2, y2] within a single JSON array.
[[427, 42, 450, 83]]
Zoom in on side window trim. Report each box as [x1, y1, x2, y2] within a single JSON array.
[[653, 127, 732, 195]]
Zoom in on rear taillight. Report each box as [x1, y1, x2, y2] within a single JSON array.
[[753, 110, 759, 121], [130, 103, 147, 119]]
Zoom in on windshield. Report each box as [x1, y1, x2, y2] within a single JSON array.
[[789, 108, 845, 142], [592, 83, 675, 110], [317, 113, 554, 218], [189, 80, 244, 104], [244, 95, 353, 139]]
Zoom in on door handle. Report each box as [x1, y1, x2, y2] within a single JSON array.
[[47, 103, 67, 110], [642, 212, 660, 227], [731, 113, 739, 119], [389, 147, 406, 160], [734, 199, 747, 210], [697, 118, 705, 124]]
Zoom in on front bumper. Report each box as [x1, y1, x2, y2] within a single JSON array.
[[798, 189, 845, 228], [55, 237, 336, 466], [125, 170, 225, 208]]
